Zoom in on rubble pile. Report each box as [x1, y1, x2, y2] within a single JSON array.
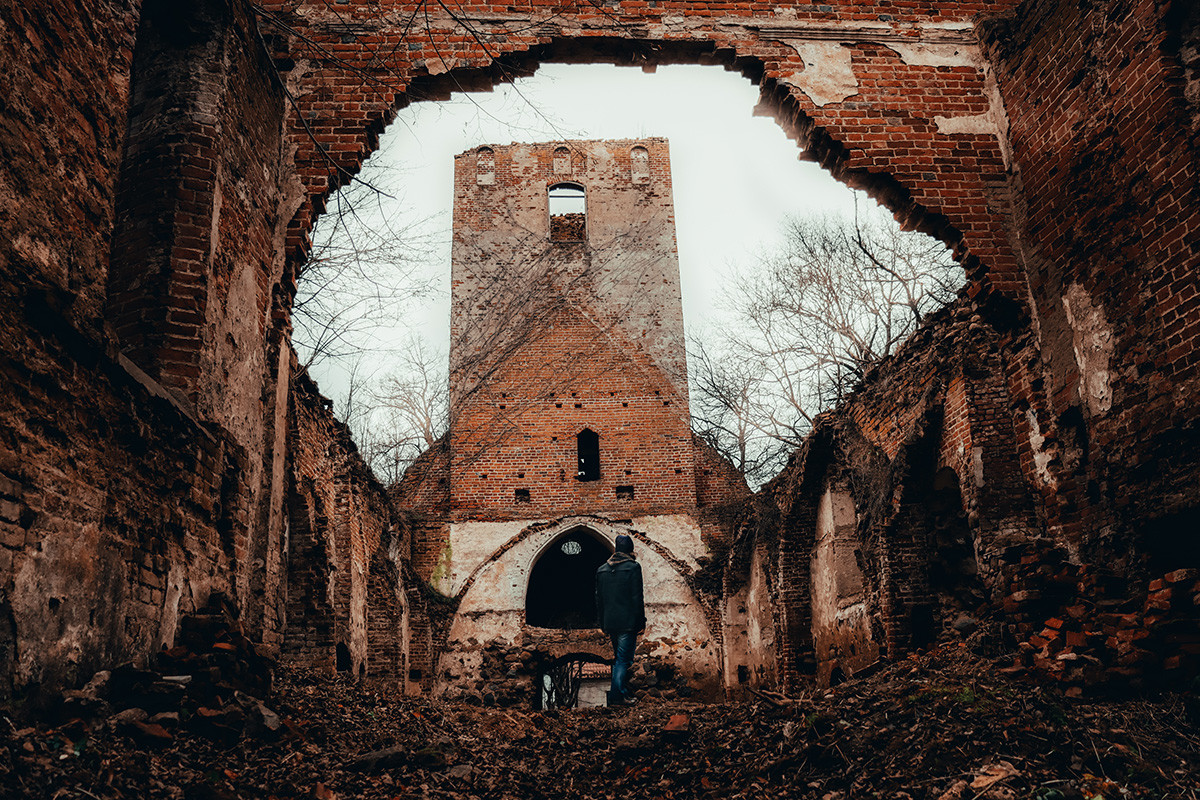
[[1000, 543, 1200, 693], [55, 595, 282, 750], [3, 643, 1198, 799], [444, 641, 698, 708]]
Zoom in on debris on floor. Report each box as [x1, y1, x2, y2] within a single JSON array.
[[3, 644, 1197, 799]]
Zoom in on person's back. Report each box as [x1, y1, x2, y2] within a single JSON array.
[[595, 535, 645, 705], [595, 551, 644, 633]]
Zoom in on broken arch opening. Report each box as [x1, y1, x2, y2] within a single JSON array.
[[295, 62, 969, 487], [525, 527, 612, 629]]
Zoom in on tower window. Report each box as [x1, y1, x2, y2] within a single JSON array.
[[549, 182, 586, 241], [576, 427, 600, 481], [553, 146, 572, 175], [514, 488, 531, 503], [616, 485, 634, 500], [476, 146, 495, 185], [631, 146, 650, 184]]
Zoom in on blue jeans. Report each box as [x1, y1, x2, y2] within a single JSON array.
[[610, 631, 638, 701]]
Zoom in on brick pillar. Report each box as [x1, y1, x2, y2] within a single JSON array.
[[775, 503, 816, 691], [107, 0, 230, 395]]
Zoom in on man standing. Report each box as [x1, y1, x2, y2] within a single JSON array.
[[595, 534, 645, 706]]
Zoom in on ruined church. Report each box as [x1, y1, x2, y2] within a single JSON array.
[[1, 0, 1198, 712]]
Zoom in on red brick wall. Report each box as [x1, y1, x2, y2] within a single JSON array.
[[392, 440, 450, 583], [288, 365, 433, 685], [448, 139, 701, 522], [0, 0, 294, 697], [0, 0, 137, 325], [0, 293, 253, 697], [731, 300, 1036, 681], [982, 0, 1200, 566]]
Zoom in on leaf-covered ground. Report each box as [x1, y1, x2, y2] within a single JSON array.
[[4, 645, 1198, 800]]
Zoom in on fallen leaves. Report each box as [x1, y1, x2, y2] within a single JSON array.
[[2, 645, 1198, 799]]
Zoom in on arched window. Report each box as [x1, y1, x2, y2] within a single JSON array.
[[548, 182, 586, 241], [476, 146, 495, 185], [553, 145, 572, 175], [630, 145, 650, 184], [576, 427, 600, 481], [525, 528, 612, 628]]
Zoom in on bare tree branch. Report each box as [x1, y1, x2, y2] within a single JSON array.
[[689, 206, 962, 487]]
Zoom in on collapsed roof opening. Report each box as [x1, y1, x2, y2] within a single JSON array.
[[525, 527, 612, 629]]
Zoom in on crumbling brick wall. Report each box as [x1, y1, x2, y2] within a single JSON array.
[[0, 0, 305, 697], [2, 0, 1199, 703], [724, 298, 1037, 688], [391, 440, 451, 585], [287, 365, 432, 689], [0, 292, 255, 697], [981, 0, 1200, 569]]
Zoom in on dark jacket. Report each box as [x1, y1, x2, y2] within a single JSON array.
[[595, 552, 646, 635]]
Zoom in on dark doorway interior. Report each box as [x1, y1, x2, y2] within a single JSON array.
[[526, 528, 612, 628]]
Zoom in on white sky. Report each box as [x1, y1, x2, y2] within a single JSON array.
[[305, 62, 875, 404]]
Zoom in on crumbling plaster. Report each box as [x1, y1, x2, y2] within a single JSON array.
[[439, 514, 706, 598], [440, 515, 719, 693], [810, 488, 878, 684]]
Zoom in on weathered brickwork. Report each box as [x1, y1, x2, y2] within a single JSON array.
[[0, 294, 253, 697], [391, 139, 749, 702], [981, 0, 1200, 566], [391, 440, 451, 584], [448, 139, 697, 521], [1, 0, 1198, 704], [288, 366, 433, 691]]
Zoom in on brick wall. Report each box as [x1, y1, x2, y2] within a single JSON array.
[[0, 0, 299, 697], [982, 0, 1200, 567], [448, 139, 700, 523], [726, 299, 1038, 687], [288, 365, 432, 687], [0, 0, 138, 325], [0, 293, 252, 696]]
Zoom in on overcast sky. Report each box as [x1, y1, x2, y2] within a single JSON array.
[[304, 62, 875, 403]]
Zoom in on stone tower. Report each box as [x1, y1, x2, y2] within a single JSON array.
[[449, 138, 694, 520], [401, 139, 749, 703]]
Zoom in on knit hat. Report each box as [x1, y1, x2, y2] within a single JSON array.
[[615, 534, 634, 553]]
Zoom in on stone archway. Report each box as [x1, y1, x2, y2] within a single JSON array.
[[435, 515, 721, 697], [525, 526, 612, 629]]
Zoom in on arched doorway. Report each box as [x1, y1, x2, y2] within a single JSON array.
[[525, 527, 612, 629], [537, 653, 611, 709]]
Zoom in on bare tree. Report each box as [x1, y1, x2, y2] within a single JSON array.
[[690, 206, 962, 487], [291, 163, 437, 370], [364, 339, 450, 486], [688, 339, 791, 481]]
